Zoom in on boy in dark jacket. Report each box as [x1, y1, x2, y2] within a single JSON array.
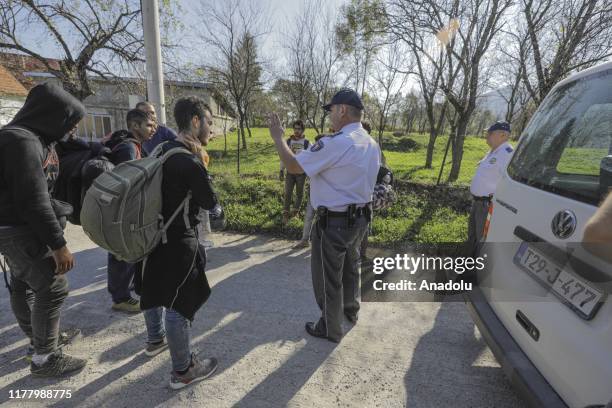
[[135, 96, 219, 390], [0, 83, 86, 377], [104, 109, 155, 313]]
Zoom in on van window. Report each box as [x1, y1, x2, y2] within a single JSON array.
[[508, 68, 612, 206]]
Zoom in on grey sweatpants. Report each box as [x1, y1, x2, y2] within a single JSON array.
[[310, 215, 368, 341], [0, 226, 69, 355]]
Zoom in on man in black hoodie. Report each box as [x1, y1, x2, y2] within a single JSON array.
[[0, 83, 87, 377]]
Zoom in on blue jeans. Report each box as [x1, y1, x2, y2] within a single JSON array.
[[107, 253, 134, 303], [143, 307, 191, 372]]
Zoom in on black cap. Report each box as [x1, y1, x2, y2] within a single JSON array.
[[488, 121, 511, 133], [322, 89, 364, 111]]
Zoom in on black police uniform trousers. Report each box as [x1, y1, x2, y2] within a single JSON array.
[[467, 197, 490, 256], [311, 214, 368, 341]]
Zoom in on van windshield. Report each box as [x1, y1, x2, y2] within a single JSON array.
[[508, 67, 612, 206]]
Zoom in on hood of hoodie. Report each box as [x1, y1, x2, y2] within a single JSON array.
[[8, 82, 85, 145]]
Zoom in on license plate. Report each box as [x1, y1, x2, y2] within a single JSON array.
[[514, 243, 605, 320]]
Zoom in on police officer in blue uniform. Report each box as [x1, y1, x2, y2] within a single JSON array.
[[268, 89, 380, 342], [468, 121, 514, 253]]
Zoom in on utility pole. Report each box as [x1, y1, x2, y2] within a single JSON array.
[[141, 0, 166, 123]]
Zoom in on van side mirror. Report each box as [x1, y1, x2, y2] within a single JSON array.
[[599, 155, 612, 199]]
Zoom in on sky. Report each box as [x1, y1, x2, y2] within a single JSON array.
[[15, 0, 349, 75]]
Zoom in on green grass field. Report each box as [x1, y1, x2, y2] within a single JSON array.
[[206, 128, 490, 185], [206, 128, 488, 245]]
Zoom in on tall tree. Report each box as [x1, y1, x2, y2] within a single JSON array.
[[197, 0, 264, 173], [0, 0, 144, 100], [520, 0, 612, 105], [387, 0, 452, 169], [368, 40, 410, 147], [335, 0, 387, 97], [278, 0, 342, 133], [390, 0, 512, 181]]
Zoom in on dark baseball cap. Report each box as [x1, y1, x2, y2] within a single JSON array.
[[488, 121, 511, 133], [322, 89, 364, 111]]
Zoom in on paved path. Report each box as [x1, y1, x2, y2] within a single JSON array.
[[0, 226, 525, 407]]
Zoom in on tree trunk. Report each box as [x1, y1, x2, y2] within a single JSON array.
[[223, 118, 228, 156], [319, 114, 326, 134], [237, 118, 243, 174], [237, 129, 241, 174], [448, 117, 468, 182], [425, 130, 437, 169], [239, 113, 247, 150]]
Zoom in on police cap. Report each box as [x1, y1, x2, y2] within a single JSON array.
[[323, 89, 364, 112], [488, 121, 511, 133]]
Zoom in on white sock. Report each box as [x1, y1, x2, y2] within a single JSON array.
[[32, 352, 52, 366]]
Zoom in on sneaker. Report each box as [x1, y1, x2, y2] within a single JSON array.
[[26, 344, 34, 362], [25, 328, 82, 362], [169, 353, 218, 390], [30, 351, 87, 377], [145, 338, 168, 357], [201, 240, 214, 249], [112, 297, 141, 313]]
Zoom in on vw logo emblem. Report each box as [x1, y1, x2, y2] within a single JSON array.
[[551, 210, 577, 239]]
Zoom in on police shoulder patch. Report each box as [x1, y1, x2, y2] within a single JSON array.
[[489, 157, 497, 164], [505, 146, 513, 153], [310, 140, 324, 152]]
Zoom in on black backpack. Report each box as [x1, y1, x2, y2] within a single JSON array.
[[55, 137, 114, 225]]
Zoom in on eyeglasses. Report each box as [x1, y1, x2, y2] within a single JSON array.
[[293, 127, 303, 131]]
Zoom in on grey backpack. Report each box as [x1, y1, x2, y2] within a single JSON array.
[[80, 145, 192, 263]]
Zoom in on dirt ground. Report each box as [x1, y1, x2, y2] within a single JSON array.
[[0, 225, 525, 407]]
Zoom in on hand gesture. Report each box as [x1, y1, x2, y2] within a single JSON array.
[[268, 113, 285, 141]]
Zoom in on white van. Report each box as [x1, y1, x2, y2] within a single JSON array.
[[467, 61, 612, 407]]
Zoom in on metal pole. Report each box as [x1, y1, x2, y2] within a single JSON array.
[[141, 0, 166, 123]]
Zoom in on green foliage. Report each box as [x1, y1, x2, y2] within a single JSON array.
[[207, 128, 489, 245]]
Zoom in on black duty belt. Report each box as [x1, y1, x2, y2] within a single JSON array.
[[327, 207, 369, 217], [472, 195, 492, 202], [316, 204, 372, 229]]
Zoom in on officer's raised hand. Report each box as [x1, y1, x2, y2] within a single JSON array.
[[268, 113, 285, 141]]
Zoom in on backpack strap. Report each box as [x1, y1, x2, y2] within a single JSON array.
[[158, 146, 197, 243]]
